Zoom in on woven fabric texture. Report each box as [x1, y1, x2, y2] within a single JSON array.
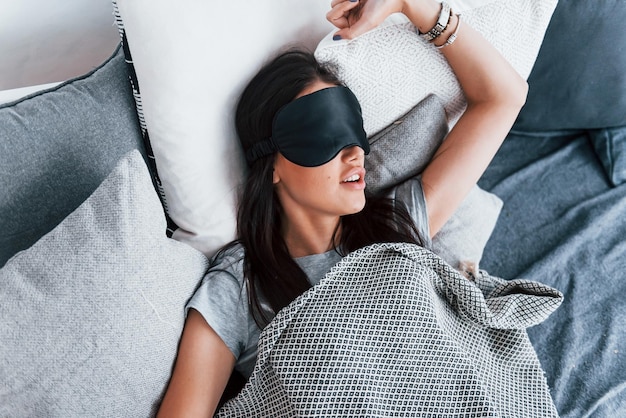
[[0, 45, 144, 268], [218, 243, 562, 417], [315, 0, 558, 135], [365, 94, 448, 195], [0, 151, 208, 417]]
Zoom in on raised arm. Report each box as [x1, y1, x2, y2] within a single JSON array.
[[328, 0, 528, 236], [157, 309, 235, 417]]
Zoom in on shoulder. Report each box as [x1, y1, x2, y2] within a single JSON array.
[[186, 242, 254, 362], [200, 242, 247, 287], [386, 176, 425, 206], [188, 242, 249, 324]]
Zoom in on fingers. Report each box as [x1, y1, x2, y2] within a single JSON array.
[[326, 0, 361, 30], [333, 17, 374, 40], [328, 0, 403, 40], [330, 0, 356, 8], [332, 0, 380, 40]]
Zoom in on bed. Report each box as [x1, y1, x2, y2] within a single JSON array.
[[1, 0, 625, 416]]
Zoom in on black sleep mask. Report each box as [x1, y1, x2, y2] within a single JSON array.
[[245, 86, 370, 167]]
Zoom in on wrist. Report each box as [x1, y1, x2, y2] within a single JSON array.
[[432, 13, 461, 49], [402, 0, 442, 33]]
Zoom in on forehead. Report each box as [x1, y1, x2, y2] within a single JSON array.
[[296, 80, 339, 99]]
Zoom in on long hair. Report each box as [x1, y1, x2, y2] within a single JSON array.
[[234, 49, 424, 326]]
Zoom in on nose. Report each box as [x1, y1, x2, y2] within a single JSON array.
[[342, 145, 365, 162]]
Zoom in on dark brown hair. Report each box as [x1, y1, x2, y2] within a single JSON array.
[[229, 49, 424, 326]]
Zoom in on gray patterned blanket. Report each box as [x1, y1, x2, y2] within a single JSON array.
[[217, 243, 563, 417]]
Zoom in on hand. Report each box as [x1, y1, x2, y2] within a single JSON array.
[[326, 0, 405, 40]]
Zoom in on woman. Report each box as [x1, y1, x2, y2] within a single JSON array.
[[158, 0, 528, 415]]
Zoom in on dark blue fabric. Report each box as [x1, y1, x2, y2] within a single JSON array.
[[588, 125, 626, 187], [478, 132, 626, 417], [513, 0, 626, 131]]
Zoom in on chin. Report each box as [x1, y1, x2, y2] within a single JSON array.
[[346, 199, 366, 215]]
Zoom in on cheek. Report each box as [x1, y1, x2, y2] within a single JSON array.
[[295, 167, 334, 188], [301, 173, 335, 193], [277, 169, 330, 196], [290, 173, 339, 207], [274, 158, 340, 203]]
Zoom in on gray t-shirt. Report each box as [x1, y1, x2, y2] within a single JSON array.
[[186, 177, 430, 379]]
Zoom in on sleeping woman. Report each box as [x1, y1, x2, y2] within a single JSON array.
[[157, 0, 527, 415]]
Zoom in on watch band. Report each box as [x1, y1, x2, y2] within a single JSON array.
[[421, 1, 451, 42], [436, 14, 462, 49]]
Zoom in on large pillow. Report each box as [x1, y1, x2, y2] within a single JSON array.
[[0, 44, 144, 268], [112, 0, 335, 256], [513, 0, 626, 132], [314, 0, 558, 135], [0, 150, 208, 416], [510, 1, 626, 186]]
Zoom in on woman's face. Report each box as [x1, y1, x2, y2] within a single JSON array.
[[272, 81, 367, 226]]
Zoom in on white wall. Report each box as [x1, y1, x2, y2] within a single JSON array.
[[0, 0, 120, 90]]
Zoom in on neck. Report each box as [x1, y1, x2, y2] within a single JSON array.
[[282, 215, 341, 258]]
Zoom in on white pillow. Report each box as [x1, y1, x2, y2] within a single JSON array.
[[112, 0, 556, 261], [113, 0, 334, 256], [314, 0, 558, 135]]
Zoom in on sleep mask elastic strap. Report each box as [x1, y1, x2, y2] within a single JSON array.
[[245, 86, 369, 167]]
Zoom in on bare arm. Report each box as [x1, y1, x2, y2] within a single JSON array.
[[328, 0, 528, 236], [157, 309, 236, 417]]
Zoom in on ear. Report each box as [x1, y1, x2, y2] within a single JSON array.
[[272, 167, 281, 185]]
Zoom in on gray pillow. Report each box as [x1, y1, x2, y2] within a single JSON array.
[[365, 94, 447, 195], [0, 44, 144, 268], [0, 150, 208, 417]]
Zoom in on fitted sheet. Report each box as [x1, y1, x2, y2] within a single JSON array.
[[478, 131, 626, 417]]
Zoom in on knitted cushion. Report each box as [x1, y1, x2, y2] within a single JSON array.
[[314, 0, 558, 135]]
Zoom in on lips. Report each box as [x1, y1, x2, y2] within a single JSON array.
[[342, 173, 361, 183], [341, 167, 366, 190]]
